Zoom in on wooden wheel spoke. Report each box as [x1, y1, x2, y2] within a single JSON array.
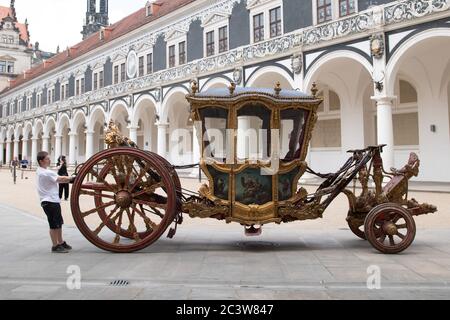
[[388, 235, 395, 246], [133, 198, 167, 210], [133, 204, 159, 231], [396, 223, 407, 229], [132, 182, 165, 197], [378, 234, 387, 243], [93, 206, 120, 236], [124, 156, 135, 187], [391, 213, 402, 224], [81, 182, 116, 192], [82, 201, 116, 218], [79, 189, 115, 199], [129, 163, 152, 192], [396, 232, 406, 240]]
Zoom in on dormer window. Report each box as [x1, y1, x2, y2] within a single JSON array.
[[146, 1, 153, 17]]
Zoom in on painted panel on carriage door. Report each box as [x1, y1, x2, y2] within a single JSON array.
[[187, 19, 203, 62], [230, 0, 250, 49], [104, 57, 113, 87], [153, 35, 167, 72], [358, 0, 393, 11], [283, 0, 312, 32]]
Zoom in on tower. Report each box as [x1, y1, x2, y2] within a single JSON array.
[[81, 0, 109, 40]]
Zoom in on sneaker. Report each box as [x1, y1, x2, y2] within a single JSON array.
[[52, 245, 69, 253], [60, 241, 72, 250]]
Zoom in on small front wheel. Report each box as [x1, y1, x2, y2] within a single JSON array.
[[364, 203, 416, 254]]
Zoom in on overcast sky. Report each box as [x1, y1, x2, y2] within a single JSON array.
[[5, 0, 146, 52]]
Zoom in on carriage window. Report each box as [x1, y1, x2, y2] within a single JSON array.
[[237, 104, 271, 161], [199, 107, 229, 162], [280, 108, 308, 161]]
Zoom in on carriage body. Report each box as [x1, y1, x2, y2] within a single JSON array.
[[184, 85, 322, 227]]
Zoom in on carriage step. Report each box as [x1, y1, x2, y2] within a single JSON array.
[[245, 226, 262, 237]]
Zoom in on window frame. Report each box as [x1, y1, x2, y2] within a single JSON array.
[[202, 14, 229, 57], [166, 32, 187, 68], [312, 0, 359, 25], [248, 0, 284, 44]]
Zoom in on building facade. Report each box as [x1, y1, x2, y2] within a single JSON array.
[[0, 0, 31, 91], [0, 0, 449, 182]]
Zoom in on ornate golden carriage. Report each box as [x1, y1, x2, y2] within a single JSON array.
[[70, 82, 437, 254]]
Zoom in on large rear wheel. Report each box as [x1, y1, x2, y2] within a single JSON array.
[[71, 148, 177, 253]]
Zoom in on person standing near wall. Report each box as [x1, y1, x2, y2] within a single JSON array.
[[57, 156, 70, 201]]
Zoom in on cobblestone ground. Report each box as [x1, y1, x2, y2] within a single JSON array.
[[0, 169, 450, 300]]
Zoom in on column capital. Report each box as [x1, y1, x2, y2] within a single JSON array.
[[68, 132, 78, 137], [156, 122, 169, 128], [42, 135, 50, 140], [371, 95, 397, 105], [31, 137, 39, 142], [54, 135, 63, 139], [85, 131, 95, 135]]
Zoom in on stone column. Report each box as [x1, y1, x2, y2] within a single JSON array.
[[54, 135, 62, 164], [85, 131, 94, 160], [42, 135, 50, 153], [128, 126, 138, 145], [22, 138, 29, 162], [31, 138, 38, 167], [157, 122, 169, 158], [69, 133, 77, 166], [0, 141, 4, 165], [5, 140, 11, 165], [13, 139, 19, 160], [373, 96, 395, 170]]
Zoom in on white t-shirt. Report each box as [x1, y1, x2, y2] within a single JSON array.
[[36, 167, 61, 204]]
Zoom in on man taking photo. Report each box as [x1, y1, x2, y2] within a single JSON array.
[[36, 151, 74, 253]]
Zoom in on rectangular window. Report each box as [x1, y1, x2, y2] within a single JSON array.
[[339, 0, 356, 17], [270, 7, 282, 38], [147, 53, 153, 74], [93, 73, 98, 90], [169, 45, 176, 68], [61, 85, 65, 100], [317, 0, 332, 23], [218, 26, 228, 53], [179, 41, 186, 65], [114, 65, 119, 84], [81, 78, 85, 94], [121, 63, 126, 82], [65, 84, 69, 98], [253, 13, 264, 42], [99, 71, 104, 88], [139, 56, 144, 77], [76, 80, 80, 95], [0, 61, 5, 73], [52, 89, 55, 103], [206, 31, 215, 57]]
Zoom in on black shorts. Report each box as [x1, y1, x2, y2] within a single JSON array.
[[41, 202, 64, 229]]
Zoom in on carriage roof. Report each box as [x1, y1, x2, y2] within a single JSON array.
[[186, 85, 321, 105]]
